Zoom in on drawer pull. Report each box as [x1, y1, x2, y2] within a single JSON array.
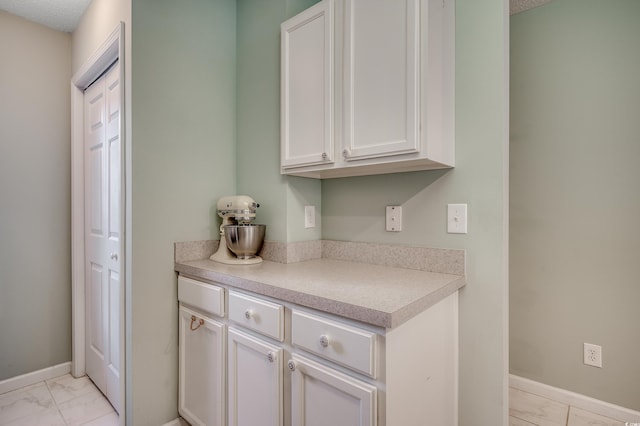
[[319, 335, 330, 348], [287, 360, 296, 372], [190, 315, 204, 331], [267, 352, 275, 363], [244, 309, 253, 320]]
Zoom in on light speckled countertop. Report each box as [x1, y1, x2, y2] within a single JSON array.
[[175, 257, 465, 329]]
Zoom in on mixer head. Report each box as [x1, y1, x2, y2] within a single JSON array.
[[217, 195, 260, 224]]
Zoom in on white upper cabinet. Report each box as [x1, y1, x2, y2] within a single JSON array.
[[281, 0, 334, 169], [281, 0, 455, 179], [342, 0, 419, 161]]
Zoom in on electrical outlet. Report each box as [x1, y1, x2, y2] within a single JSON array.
[[583, 343, 602, 368], [304, 205, 316, 228]]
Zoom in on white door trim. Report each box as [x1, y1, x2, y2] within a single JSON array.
[[71, 22, 125, 406]]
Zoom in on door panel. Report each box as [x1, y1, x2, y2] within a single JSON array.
[[228, 328, 283, 426], [343, 0, 420, 161], [179, 305, 226, 426], [84, 60, 121, 413], [290, 354, 376, 426]]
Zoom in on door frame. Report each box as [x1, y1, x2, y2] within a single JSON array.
[[70, 22, 125, 406]]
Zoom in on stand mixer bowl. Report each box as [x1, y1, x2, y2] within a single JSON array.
[[223, 224, 266, 259]]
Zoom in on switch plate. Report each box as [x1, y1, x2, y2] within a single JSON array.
[[386, 206, 402, 232], [447, 204, 468, 234], [304, 205, 316, 228]]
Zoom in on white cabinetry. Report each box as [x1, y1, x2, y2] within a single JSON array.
[[281, 0, 455, 179], [281, 0, 333, 169], [228, 328, 283, 426], [178, 275, 458, 426], [178, 302, 225, 426], [289, 354, 376, 426]]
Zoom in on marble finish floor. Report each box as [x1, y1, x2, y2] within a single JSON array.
[[1, 374, 629, 426], [0, 374, 118, 426], [510, 387, 628, 426]]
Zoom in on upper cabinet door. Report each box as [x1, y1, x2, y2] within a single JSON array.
[[281, 0, 334, 170], [341, 0, 420, 161]]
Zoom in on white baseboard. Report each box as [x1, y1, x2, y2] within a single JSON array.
[[0, 362, 72, 395], [510, 374, 640, 422]]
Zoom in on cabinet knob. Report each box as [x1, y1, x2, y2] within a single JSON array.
[[321, 152, 328, 160], [319, 335, 330, 348], [244, 309, 252, 320], [287, 360, 296, 372], [110, 253, 118, 261], [342, 148, 350, 158], [267, 352, 275, 363]]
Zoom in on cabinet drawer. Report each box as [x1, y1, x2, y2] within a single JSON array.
[[178, 276, 225, 318], [291, 310, 377, 377], [229, 291, 284, 342]]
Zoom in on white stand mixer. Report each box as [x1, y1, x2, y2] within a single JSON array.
[[210, 195, 264, 265]]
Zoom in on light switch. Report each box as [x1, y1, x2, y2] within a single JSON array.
[[386, 206, 402, 232], [447, 204, 467, 234]]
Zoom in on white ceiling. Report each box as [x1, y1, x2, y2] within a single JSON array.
[[0, 0, 553, 34], [0, 0, 92, 33]]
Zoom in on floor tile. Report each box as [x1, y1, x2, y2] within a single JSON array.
[[3, 407, 66, 426], [80, 411, 120, 426], [0, 383, 55, 424], [511, 415, 539, 425], [57, 390, 115, 426], [567, 406, 625, 426], [510, 387, 569, 426], [47, 374, 100, 405]]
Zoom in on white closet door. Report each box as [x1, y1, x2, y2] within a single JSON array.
[[84, 60, 122, 413]]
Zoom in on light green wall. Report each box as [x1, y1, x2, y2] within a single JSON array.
[[130, 0, 236, 423], [510, 0, 640, 411], [0, 11, 72, 381], [323, 0, 510, 423], [236, 0, 322, 243]]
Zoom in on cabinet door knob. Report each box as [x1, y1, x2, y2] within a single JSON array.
[[342, 148, 350, 158], [321, 152, 328, 160], [244, 309, 252, 320], [287, 360, 296, 372], [110, 253, 118, 261], [267, 352, 275, 363], [319, 335, 329, 348], [190, 315, 204, 331]]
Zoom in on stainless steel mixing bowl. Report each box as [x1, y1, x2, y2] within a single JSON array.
[[223, 224, 266, 259]]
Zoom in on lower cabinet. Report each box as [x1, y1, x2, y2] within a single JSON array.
[[228, 328, 283, 426], [178, 276, 458, 426], [289, 354, 376, 426], [178, 305, 225, 426]]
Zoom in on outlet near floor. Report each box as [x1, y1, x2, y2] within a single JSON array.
[[583, 343, 602, 368]]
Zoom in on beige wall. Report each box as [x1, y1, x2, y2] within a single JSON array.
[[0, 11, 72, 380], [71, 0, 131, 75], [510, 0, 640, 411]]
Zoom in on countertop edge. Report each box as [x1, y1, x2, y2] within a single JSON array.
[[175, 260, 465, 329]]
